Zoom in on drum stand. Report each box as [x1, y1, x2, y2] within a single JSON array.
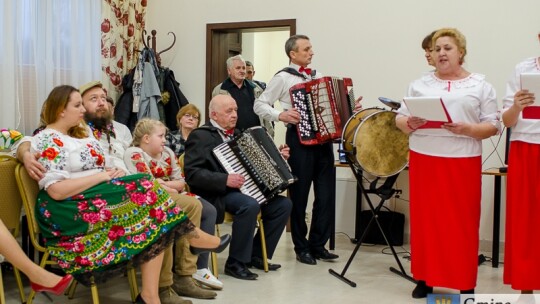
[[329, 161, 415, 287]]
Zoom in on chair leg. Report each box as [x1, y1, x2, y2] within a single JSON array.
[[127, 267, 139, 302], [27, 251, 50, 304], [211, 252, 219, 278], [13, 267, 27, 303], [257, 218, 269, 272], [0, 267, 5, 304], [213, 224, 221, 278], [67, 280, 78, 299], [90, 277, 100, 304]]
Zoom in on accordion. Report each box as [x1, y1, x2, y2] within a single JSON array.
[[212, 126, 295, 204], [289, 76, 355, 145]]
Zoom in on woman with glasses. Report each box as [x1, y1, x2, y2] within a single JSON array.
[[166, 104, 201, 157], [165, 104, 223, 290]]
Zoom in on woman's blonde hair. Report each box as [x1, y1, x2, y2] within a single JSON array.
[[432, 28, 467, 64], [132, 118, 166, 147], [42, 85, 88, 139], [176, 104, 202, 128]]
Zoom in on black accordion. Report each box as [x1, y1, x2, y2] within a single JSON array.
[[289, 76, 355, 145], [212, 126, 296, 204]]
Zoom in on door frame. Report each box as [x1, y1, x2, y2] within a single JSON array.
[[205, 19, 296, 120]]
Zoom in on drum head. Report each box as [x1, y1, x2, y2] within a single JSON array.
[[341, 108, 381, 162], [353, 111, 409, 177]]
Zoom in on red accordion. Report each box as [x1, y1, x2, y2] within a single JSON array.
[[289, 76, 355, 145]]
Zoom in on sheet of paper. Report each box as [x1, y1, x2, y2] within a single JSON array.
[[520, 73, 540, 106], [402, 96, 450, 122]]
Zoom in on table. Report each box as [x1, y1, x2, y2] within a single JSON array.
[[482, 168, 507, 268]]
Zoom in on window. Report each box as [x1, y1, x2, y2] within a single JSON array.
[[0, 0, 101, 134]]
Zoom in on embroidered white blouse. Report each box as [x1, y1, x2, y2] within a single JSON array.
[[502, 57, 540, 144], [31, 128, 105, 190], [398, 72, 500, 157]]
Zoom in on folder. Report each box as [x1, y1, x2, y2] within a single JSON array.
[[402, 96, 452, 129], [520, 73, 540, 119]]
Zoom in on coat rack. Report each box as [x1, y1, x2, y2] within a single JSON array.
[[141, 29, 176, 66]]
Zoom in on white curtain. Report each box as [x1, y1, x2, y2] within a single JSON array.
[[0, 0, 102, 135]]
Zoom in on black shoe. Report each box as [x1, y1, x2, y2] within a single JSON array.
[[460, 289, 475, 294], [312, 249, 339, 260], [412, 280, 433, 299], [296, 251, 317, 265], [224, 259, 258, 280], [135, 293, 147, 304], [247, 256, 281, 271], [190, 234, 232, 255]]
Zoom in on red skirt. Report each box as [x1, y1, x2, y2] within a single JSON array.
[[504, 141, 540, 290], [409, 151, 481, 290]]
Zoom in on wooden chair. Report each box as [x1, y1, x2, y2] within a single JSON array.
[[15, 163, 139, 304], [214, 211, 269, 277], [0, 156, 26, 303]]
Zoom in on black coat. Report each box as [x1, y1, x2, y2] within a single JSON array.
[[115, 67, 189, 132], [184, 123, 240, 224]]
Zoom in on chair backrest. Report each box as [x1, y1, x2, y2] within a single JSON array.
[[177, 153, 190, 192], [14, 163, 46, 252], [0, 156, 23, 236]]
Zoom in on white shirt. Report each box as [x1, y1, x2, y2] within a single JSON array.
[[502, 57, 540, 144], [398, 72, 500, 157], [254, 63, 321, 122], [87, 120, 132, 173]]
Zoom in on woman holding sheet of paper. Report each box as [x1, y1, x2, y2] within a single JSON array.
[[395, 28, 500, 299], [501, 32, 540, 296]]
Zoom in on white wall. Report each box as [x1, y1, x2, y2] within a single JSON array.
[[146, 0, 540, 246]]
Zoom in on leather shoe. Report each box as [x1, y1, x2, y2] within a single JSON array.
[[190, 234, 231, 255], [312, 249, 339, 260], [411, 280, 433, 299], [247, 256, 281, 271], [224, 259, 258, 280], [296, 251, 317, 265], [30, 274, 73, 295]]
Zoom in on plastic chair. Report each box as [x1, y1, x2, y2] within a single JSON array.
[[0, 156, 26, 303], [15, 163, 139, 304]]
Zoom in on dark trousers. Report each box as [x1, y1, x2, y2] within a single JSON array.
[[222, 191, 292, 263], [286, 126, 336, 254]]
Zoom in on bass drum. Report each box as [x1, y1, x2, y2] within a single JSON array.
[[341, 108, 409, 177]]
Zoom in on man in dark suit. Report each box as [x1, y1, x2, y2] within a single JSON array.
[[184, 94, 292, 280]]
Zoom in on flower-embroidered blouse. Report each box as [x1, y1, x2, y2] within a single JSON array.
[[123, 146, 184, 181], [31, 129, 106, 190]]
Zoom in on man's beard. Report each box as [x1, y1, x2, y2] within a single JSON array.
[[85, 110, 113, 130]]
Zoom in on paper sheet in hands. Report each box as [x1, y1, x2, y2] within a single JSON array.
[[402, 96, 452, 129], [520, 73, 540, 119]]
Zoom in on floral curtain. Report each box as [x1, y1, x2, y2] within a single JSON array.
[[101, 0, 147, 101]]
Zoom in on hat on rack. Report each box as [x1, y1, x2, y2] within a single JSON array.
[[79, 81, 103, 97]]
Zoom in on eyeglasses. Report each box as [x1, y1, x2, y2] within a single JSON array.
[[184, 113, 199, 120]]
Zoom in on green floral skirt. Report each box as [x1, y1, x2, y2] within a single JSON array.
[[36, 173, 194, 286]]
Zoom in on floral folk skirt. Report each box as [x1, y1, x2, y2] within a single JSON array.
[[36, 173, 194, 286]]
